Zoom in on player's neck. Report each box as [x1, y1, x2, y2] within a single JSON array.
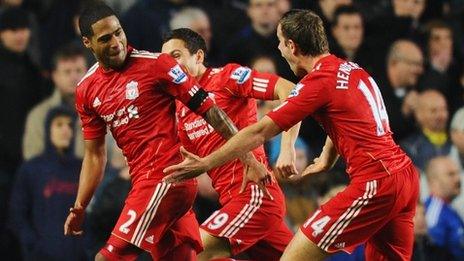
[[300, 53, 330, 73], [195, 64, 208, 80]]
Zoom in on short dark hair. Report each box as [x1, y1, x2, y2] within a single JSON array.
[[333, 5, 362, 27], [51, 43, 87, 71], [279, 9, 329, 56], [162, 28, 208, 57], [0, 7, 31, 31], [424, 19, 452, 40], [78, 1, 117, 38]]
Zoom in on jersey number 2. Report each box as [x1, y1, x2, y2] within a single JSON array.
[[119, 209, 136, 234], [357, 77, 390, 136]]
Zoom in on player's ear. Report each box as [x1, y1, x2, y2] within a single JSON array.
[[196, 49, 205, 64], [288, 39, 298, 56], [82, 36, 92, 49]]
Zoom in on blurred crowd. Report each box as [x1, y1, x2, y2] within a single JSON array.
[[1, 0, 464, 260]]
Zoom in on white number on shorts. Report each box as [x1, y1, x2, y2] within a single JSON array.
[[311, 216, 331, 237], [208, 213, 229, 230], [119, 209, 136, 234], [357, 77, 390, 136]]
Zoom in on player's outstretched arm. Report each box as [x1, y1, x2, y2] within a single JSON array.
[[301, 137, 339, 177], [164, 116, 281, 184], [64, 137, 107, 236], [203, 105, 273, 196], [273, 78, 301, 179]]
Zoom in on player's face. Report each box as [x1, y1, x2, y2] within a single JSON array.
[[277, 24, 300, 76], [50, 115, 73, 151], [333, 14, 363, 52], [83, 15, 127, 69], [162, 39, 200, 77], [52, 56, 88, 96]]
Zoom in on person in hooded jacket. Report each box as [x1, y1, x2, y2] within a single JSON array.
[[8, 106, 86, 261]]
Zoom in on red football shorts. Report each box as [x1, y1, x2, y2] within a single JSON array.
[[102, 178, 202, 259], [200, 184, 293, 260], [301, 164, 419, 260]]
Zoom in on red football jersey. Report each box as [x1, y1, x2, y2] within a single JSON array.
[[268, 55, 412, 182], [176, 64, 279, 205], [75, 48, 213, 183]]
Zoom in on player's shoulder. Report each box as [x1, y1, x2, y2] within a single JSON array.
[[130, 49, 162, 60], [77, 62, 100, 88], [221, 63, 252, 84], [299, 55, 348, 84]]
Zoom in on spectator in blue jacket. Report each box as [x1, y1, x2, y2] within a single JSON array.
[[9, 106, 85, 261], [425, 156, 464, 260]]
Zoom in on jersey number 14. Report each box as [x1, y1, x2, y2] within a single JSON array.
[[357, 77, 390, 136]]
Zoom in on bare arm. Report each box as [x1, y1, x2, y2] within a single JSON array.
[[74, 137, 107, 209], [163, 116, 281, 182], [64, 137, 107, 236], [202, 105, 273, 195], [203, 105, 239, 140], [301, 136, 339, 177], [273, 78, 301, 178], [203, 105, 267, 165]]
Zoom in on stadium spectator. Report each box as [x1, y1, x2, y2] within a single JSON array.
[[418, 20, 463, 114], [251, 54, 278, 74], [23, 44, 88, 160], [330, 5, 377, 74], [169, 7, 220, 64], [33, 0, 83, 70], [122, 0, 188, 52], [424, 156, 464, 260], [224, 0, 296, 81], [411, 202, 449, 261], [402, 90, 451, 171], [366, 0, 424, 48], [449, 107, 464, 221], [103, 0, 137, 15], [9, 107, 85, 261], [170, 7, 212, 50], [0, 7, 44, 235], [0, 0, 41, 66], [378, 39, 424, 141], [276, 0, 291, 17]]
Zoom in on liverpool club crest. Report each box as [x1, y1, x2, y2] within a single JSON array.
[[125, 81, 139, 100]]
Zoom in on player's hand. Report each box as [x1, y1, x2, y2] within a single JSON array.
[[64, 206, 85, 236], [239, 159, 273, 200], [300, 156, 330, 177], [163, 147, 209, 183], [274, 147, 298, 179]]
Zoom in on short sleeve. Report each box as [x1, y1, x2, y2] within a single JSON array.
[[267, 73, 329, 131], [226, 65, 278, 100], [75, 87, 106, 140], [155, 53, 214, 115]]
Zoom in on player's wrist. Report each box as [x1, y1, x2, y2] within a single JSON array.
[[72, 203, 86, 212]]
